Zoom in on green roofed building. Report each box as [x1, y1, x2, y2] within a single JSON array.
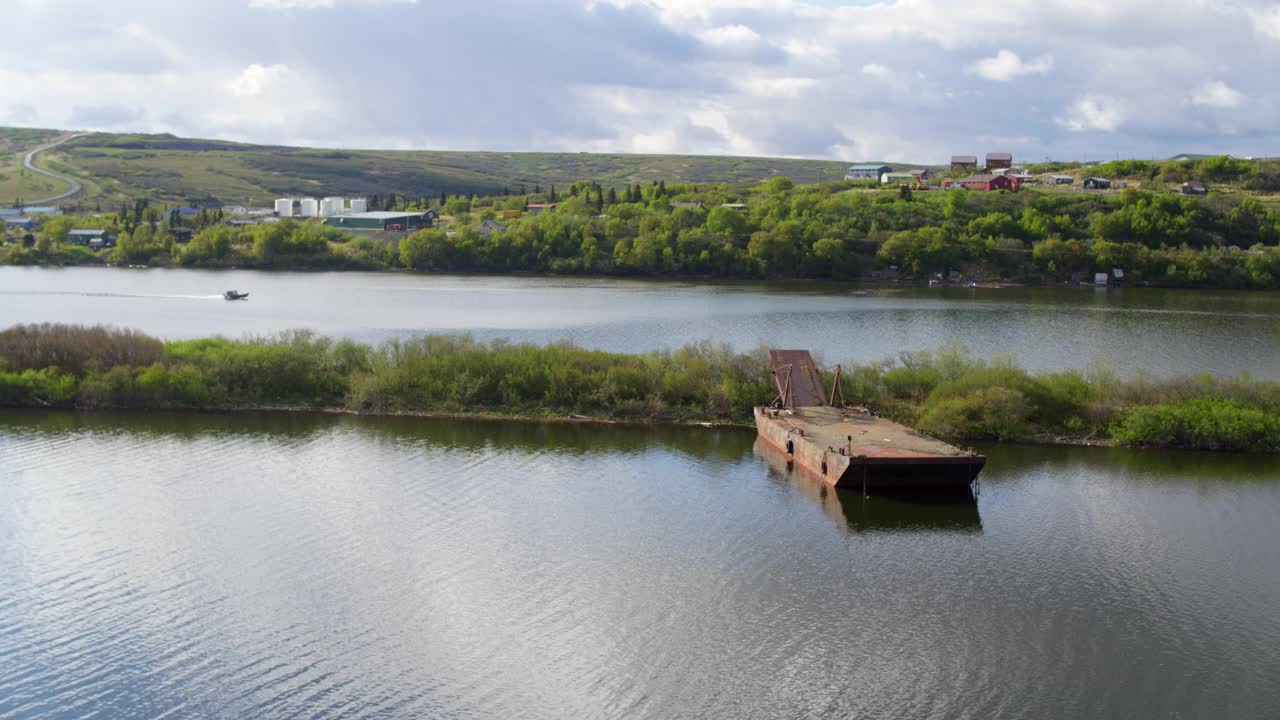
[[323, 211, 436, 231]]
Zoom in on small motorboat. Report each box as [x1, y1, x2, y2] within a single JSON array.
[[224, 290, 249, 300]]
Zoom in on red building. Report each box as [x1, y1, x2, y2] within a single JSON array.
[[951, 173, 1021, 191]]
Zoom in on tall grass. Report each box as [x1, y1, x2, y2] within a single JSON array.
[[0, 324, 1276, 451]]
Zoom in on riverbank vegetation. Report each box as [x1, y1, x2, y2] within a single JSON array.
[[4, 163, 1280, 288], [1, 324, 1276, 452]]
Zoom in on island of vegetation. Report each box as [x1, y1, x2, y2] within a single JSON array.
[[2, 324, 1276, 453], [5, 154, 1280, 289]]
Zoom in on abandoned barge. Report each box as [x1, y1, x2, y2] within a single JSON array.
[[755, 350, 985, 492]]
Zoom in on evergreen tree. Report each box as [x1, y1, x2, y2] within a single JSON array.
[[439, 190, 447, 207], [550, 185, 557, 202], [607, 187, 617, 205], [658, 180, 667, 197], [595, 186, 604, 212], [535, 184, 541, 194]]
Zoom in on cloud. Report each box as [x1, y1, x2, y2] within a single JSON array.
[[2, 104, 38, 124], [0, 0, 1275, 164], [68, 104, 147, 129], [1190, 81, 1244, 109], [229, 64, 291, 97], [1059, 95, 1126, 132], [966, 49, 1054, 82]]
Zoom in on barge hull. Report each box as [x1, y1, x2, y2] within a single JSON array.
[[754, 406, 984, 492]]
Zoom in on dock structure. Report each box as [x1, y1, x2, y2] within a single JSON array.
[[756, 350, 985, 492]]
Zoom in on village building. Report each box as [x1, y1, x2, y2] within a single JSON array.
[[526, 203, 556, 215], [949, 174, 1021, 191], [844, 164, 892, 181], [1083, 177, 1112, 190], [1181, 180, 1209, 195], [984, 153, 1013, 171], [67, 229, 110, 246], [1049, 175, 1075, 185], [950, 156, 978, 172], [322, 211, 435, 231], [480, 218, 507, 237]]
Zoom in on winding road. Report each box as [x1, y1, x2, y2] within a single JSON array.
[[21, 132, 89, 205]]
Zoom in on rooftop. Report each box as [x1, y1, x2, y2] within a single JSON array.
[[848, 164, 891, 171], [338, 211, 429, 219]]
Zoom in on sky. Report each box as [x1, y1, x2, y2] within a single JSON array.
[[1, 0, 1278, 164]]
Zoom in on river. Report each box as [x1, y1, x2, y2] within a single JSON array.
[[2, 267, 1278, 378], [1, 411, 1278, 719]]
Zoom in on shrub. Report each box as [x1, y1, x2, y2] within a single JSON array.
[[1110, 398, 1280, 452], [917, 386, 1031, 440], [0, 368, 77, 407], [0, 324, 164, 375]]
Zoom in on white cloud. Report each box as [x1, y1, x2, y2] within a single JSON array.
[[697, 24, 762, 49], [861, 63, 890, 78], [228, 63, 290, 97], [1251, 6, 1280, 40], [966, 49, 1054, 82], [1060, 95, 1126, 132], [1190, 80, 1244, 109]]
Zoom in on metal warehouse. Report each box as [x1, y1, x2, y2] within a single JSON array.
[[323, 211, 434, 231]]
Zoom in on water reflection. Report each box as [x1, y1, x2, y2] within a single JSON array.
[[754, 438, 982, 534]]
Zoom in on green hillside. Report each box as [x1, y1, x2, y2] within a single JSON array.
[[0, 127, 68, 204], [17, 129, 872, 207]]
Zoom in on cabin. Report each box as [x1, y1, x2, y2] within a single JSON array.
[[721, 203, 747, 210], [1181, 180, 1208, 195], [845, 164, 892, 181], [526, 203, 556, 215], [985, 153, 1013, 171], [170, 227, 193, 244], [950, 155, 978, 172], [1049, 175, 1075, 185], [1083, 177, 1112, 190], [669, 201, 703, 210], [480, 218, 507, 237], [952, 174, 1021, 192]]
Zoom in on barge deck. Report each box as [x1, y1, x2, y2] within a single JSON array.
[[757, 349, 985, 491]]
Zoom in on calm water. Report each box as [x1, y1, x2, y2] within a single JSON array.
[[2, 267, 1279, 378], [2, 411, 1278, 719]]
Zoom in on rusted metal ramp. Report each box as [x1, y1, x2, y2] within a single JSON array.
[[768, 349, 826, 408]]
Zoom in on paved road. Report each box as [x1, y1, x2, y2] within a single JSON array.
[[21, 132, 89, 205]]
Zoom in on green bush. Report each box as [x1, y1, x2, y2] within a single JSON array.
[[917, 386, 1031, 440], [0, 368, 77, 407], [1110, 398, 1280, 451]]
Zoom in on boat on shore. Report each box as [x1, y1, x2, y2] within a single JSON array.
[[223, 290, 249, 300], [756, 349, 984, 492]]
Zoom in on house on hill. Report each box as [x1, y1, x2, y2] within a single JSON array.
[[1083, 177, 1112, 190], [526, 203, 556, 215], [845, 164, 892, 181], [1181, 180, 1209, 195], [3, 217, 37, 231], [1049, 174, 1075, 185], [950, 155, 978, 172], [985, 153, 1013, 171], [950, 174, 1021, 191]]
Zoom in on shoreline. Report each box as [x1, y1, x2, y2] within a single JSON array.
[[6, 261, 1279, 294], [10, 402, 1264, 455]]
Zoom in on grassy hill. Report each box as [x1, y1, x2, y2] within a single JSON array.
[[0, 127, 69, 205], [9, 128, 876, 207]]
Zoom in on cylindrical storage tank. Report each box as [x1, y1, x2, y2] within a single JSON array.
[[274, 198, 294, 217], [349, 198, 367, 214], [299, 198, 319, 217], [321, 197, 345, 217]]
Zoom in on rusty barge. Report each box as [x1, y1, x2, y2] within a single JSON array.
[[755, 350, 985, 492]]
